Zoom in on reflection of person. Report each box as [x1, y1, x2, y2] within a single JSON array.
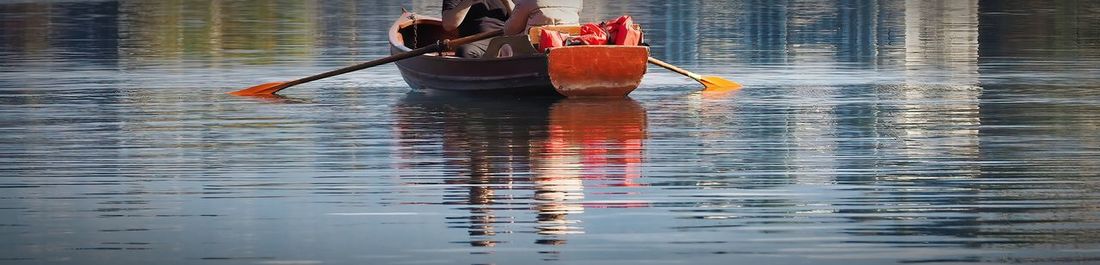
[[503, 0, 582, 35], [442, 0, 514, 58], [533, 174, 584, 242], [394, 94, 559, 249]]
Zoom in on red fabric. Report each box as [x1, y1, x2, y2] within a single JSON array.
[[539, 15, 642, 51], [605, 15, 641, 46], [539, 28, 567, 51], [572, 23, 608, 45]]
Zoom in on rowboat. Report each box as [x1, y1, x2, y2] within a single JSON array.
[[231, 13, 735, 98], [388, 13, 650, 97]]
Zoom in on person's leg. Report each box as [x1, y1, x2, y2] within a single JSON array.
[[455, 39, 492, 58]]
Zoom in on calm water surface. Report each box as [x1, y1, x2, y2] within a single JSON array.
[[3, 1, 1100, 264]]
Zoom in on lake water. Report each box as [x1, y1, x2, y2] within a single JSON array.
[[3, 1, 1100, 264]]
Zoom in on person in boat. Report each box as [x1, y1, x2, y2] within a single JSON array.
[[442, 0, 514, 58], [503, 0, 582, 35]]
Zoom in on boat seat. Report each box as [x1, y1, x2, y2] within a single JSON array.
[[482, 35, 539, 59], [426, 51, 457, 57]]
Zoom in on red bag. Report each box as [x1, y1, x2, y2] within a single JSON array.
[[571, 23, 608, 45], [605, 15, 641, 46], [539, 28, 568, 51]]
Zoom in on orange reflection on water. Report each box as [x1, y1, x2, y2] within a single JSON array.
[[531, 99, 649, 243]]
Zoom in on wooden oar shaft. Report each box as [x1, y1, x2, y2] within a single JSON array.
[[283, 29, 504, 88], [646, 56, 741, 92], [282, 45, 435, 88], [231, 29, 505, 96], [647, 57, 702, 80]]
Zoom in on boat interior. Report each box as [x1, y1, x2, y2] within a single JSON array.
[[396, 19, 456, 50], [396, 18, 576, 59], [395, 16, 641, 59]]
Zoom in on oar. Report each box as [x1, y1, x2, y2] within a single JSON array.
[[230, 29, 504, 96], [647, 57, 741, 92]]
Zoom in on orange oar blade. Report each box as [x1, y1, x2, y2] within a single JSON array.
[[548, 46, 649, 98], [699, 76, 742, 93], [228, 82, 291, 96]]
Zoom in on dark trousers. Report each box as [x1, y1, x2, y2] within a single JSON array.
[[455, 39, 493, 58], [455, 21, 503, 58]]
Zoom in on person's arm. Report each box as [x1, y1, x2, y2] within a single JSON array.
[[500, 0, 514, 16], [503, 0, 532, 35], [442, 0, 478, 33]]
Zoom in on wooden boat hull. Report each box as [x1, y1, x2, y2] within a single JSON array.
[[387, 47, 557, 95], [547, 46, 649, 97], [389, 14, 557, 95], [389, 13, 648, 97]]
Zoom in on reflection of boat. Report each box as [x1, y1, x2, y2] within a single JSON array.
[[393, 95, 649, 246], [394, 93, 558, 247], [388, 13, 648, 97], [539, 99, 647, 185], [392, 96, 647, 168], [547, 99, 647, 144], [393, 93, 558, 178], [532, 99, 649, 243]]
